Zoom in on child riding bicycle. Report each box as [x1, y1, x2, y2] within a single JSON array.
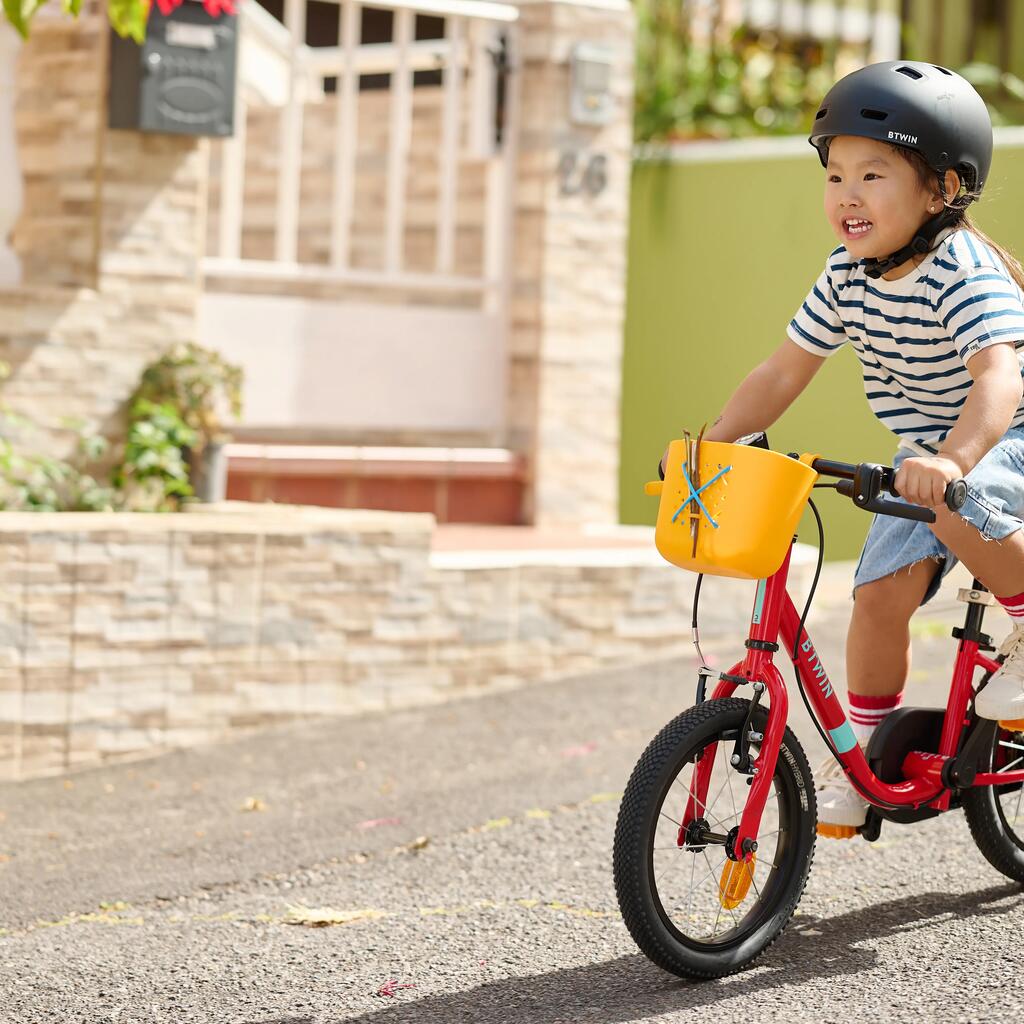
[[672, 61, 1024, 837]]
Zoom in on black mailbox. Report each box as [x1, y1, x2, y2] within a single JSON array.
[[109, 1, 238, 137]]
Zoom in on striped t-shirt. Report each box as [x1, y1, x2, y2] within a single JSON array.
[[788, 228, 1024, 453]]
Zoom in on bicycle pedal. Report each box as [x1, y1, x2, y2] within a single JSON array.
[[816, 822, 858, 840]]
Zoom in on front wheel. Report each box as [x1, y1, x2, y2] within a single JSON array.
[[613, 698, 817, 979]]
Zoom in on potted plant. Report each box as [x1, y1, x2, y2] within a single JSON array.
[[129, 342, 243, 503]]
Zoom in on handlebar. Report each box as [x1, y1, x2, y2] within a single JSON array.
[[811, 458, 967, 524], [655, 433, 967, 524]]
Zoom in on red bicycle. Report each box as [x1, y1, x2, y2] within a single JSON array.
[[613, 439, 1024, 979]]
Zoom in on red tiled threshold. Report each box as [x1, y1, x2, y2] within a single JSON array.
[[225, 444, 527, 525]]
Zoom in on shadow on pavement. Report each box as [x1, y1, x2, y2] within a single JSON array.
[[320, 882, 1022, 1023]]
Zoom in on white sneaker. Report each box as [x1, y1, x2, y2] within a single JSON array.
[[815, 753, 868, 838], [975, 622, 1024, 723]]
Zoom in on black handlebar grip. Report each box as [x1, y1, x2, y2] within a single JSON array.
[[885, 469, 968, 514], [945, 479, 968, 512]]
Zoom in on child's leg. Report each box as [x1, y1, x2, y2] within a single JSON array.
[[816, 558, 944, 836], [930, 505, 1024, 720], [846, 558, 943, 743], [929, 506, 1024, 597]]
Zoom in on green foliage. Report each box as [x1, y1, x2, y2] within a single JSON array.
[[634, 4, 1024, 144], [106, 0, 148, 43], [0, 345, 227, 513], [130, 342, 243, 455], [956, 63, 1024, 127], [634, 2, 838, 143], [3, 0, 147, 41], [113, 399, 197, 512], [0, 401, 117, 512]]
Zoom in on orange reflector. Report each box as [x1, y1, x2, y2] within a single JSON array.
[[817, 822, 858, 840], [999, 719, 1024, 732], [718, 853, 756, 910]]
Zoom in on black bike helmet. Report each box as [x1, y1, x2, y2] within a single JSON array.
[[808, 61, 993, 277]]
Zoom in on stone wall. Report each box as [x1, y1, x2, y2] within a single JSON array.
[[508, 0, 636, 526], [0, 504, 775, 780], [2, 12, 205, 463]]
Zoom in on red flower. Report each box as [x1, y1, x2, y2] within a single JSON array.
[[152, 0, 236, 17]]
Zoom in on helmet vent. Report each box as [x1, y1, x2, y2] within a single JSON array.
[[895, 66, 924, 80], [932, 65, 954, 75], [814, 108, 828, 120], [860, 108, 889, 122]]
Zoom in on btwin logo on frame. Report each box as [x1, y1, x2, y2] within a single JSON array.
[[800, 638, 833, 699]]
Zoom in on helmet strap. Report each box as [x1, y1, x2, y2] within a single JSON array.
[[862, 207, 959, 279]]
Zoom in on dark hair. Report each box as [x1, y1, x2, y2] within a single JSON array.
[[893, 145, 1024, 294]]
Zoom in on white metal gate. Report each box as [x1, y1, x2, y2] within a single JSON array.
[[203, 0, 519, 315]]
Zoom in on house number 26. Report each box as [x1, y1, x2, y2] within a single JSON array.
[[558, 151, 608, 196]]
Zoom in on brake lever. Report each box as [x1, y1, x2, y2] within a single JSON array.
[[837, 478, 936, 523], [836, 464, 968, 523]]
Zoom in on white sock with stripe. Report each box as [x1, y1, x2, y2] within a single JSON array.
[[847, 691, 903, 747]]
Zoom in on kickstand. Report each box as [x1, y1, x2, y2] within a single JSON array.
[[859, 807, 882, 843]]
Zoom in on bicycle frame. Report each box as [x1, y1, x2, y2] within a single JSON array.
[[681, 542, 1020, 862]]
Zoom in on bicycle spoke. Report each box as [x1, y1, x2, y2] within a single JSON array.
[[704, 772, 735, 823], [702, 849, 739, 933], [725, 751, 740, 821], [746, 859, 764, 904], [673, 774, 730, 831], [655, 855, 678, 893], [713, 799, 779, 831], [997, 755, 1024, 774]]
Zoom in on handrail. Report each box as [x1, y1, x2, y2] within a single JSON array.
[[353, 0, 517, 21], [240, 0, 504, 101]]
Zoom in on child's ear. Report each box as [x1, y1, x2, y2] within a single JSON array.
[[939, 167, 963, 206]]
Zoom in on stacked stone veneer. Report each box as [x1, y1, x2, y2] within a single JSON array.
[[508, 0, 635, 525], [3, 10, 205, 461], [0, 504, 770, 780]]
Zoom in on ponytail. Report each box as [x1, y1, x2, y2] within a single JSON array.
[[893, 144, 1024, 293], [961, 214, 1024, 295]]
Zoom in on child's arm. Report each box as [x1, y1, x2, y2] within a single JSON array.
[[660, 340, 824, 474], [938, 344, 1023, 475], [703, 339, 826, 442], [897, 343, 1023, 509]]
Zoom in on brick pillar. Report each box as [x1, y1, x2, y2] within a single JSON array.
[[3, 9, 206, 460], [0, 23, 22, 286], [506, 0, 635, 526]]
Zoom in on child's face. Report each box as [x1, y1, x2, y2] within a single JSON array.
[[824, 135, 939, 273]]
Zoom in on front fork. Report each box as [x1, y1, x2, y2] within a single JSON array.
[[680, 550, 794, 861]]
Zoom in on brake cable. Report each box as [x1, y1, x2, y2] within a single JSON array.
[[787, 494, 906, 811]]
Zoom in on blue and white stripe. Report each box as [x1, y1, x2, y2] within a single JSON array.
[[788, 229, 1024, 451]]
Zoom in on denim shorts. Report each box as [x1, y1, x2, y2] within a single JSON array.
[[853, 426, 1024, 606]]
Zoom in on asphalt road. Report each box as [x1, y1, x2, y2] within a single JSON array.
[[1, 562, 1023, 1023]]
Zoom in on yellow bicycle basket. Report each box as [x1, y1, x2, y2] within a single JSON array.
[[645, 440, 819, 580]]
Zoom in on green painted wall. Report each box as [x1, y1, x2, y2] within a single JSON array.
[[620, 140, 1024, 560]]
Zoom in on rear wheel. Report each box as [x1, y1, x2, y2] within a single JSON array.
[[612, 698, 817, 979], [962, 723, 1024, 882]]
